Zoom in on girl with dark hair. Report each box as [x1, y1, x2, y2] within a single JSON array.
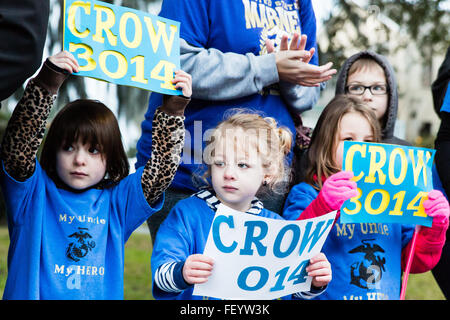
[[0, 51, 191, 299], [40, 99, 130, 188]]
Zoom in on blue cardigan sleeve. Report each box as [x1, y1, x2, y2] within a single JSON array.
[[282, 182, 319, 220]]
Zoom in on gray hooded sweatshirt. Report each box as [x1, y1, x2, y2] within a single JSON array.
[[335, 51, 411, 146]]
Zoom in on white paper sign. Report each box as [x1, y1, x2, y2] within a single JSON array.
[[193, 204, 336, 300]]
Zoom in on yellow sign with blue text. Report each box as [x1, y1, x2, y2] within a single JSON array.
[[63, 0, 181, 95], [341, 142, 435, 227]]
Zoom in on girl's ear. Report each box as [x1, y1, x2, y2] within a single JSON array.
[[263, 161, 279, 185], [263, 173, 274, 186]]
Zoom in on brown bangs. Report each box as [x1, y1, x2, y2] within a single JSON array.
[[59, 109, 103, 153]]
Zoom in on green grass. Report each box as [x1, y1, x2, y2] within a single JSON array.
[[0, 226, 446, 300], [124, 228, 153, 300], [405, 271, 445, 300], [0, 227, 8, 295]]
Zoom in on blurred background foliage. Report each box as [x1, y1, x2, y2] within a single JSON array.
[[0, 0, 449, 225]]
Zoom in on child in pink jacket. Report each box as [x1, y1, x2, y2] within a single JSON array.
[[284, 95, 449, 299]]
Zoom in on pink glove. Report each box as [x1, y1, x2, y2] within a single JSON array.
[[423, 190, 450, 225], [320, 171, 358, 211]]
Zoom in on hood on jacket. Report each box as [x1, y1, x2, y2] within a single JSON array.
[[335, 51, 407, 145]]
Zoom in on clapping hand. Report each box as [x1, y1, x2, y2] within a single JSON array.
[[266, 33, 336, 87]]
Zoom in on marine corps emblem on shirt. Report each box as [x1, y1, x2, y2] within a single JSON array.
[[348, 239, 386, 289], [66, 227, 96, 262]]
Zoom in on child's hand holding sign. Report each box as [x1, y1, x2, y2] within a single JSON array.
[[423, 190, 450, 226], [183, 254, 214, 285], [306, 253, 332, 288]]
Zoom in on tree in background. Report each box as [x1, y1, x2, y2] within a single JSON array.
[[320, 0, 450, 85]]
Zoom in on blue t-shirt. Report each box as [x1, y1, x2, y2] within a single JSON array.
[[0, 161, 163, 300], [151, 194, 289, 300], [283, 182, 415, 300], [136, 0, 318, 191]]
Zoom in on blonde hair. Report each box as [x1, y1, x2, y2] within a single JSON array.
[[201, 109, 292, 194], [304, 95, 381, 190]]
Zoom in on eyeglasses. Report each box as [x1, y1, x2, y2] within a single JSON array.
[[346, 84, 388, 95]]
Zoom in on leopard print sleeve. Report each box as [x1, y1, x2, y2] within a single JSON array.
[[1, 59, 67, 181], [141, 108, 185, 206], [0, 79, 56, 181]]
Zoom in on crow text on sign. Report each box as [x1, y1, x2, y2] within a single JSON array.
[[341, 142, 435, 227], [63, 0, 181, 95], [193, 205, 336, 300]]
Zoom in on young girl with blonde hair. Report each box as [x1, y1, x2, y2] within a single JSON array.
[[284, 95, 449, 300], [151, 110, 332, 300]]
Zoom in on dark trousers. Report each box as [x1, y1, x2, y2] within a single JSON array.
[[431, 228, 450, 299], [435, 113, 450, 196], [433, 112, 450, 299]]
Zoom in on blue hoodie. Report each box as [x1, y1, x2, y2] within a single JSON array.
[[136, 0, 320, 192]]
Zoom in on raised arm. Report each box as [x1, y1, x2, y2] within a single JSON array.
[[180, 39, 278, 100], [181, 38, 334, 103], [0, 51, 77, 181], [141, 71, 191, 205]]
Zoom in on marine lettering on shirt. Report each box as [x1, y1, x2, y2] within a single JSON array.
[[343, 292, 389, 300], [335, 223, 390, 240], [241, 0, 302, 54], [54, 264, 105, 290], [59, 213, 106, 225], [242, 0, 300, 33], [55, 213, 106, 291]]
